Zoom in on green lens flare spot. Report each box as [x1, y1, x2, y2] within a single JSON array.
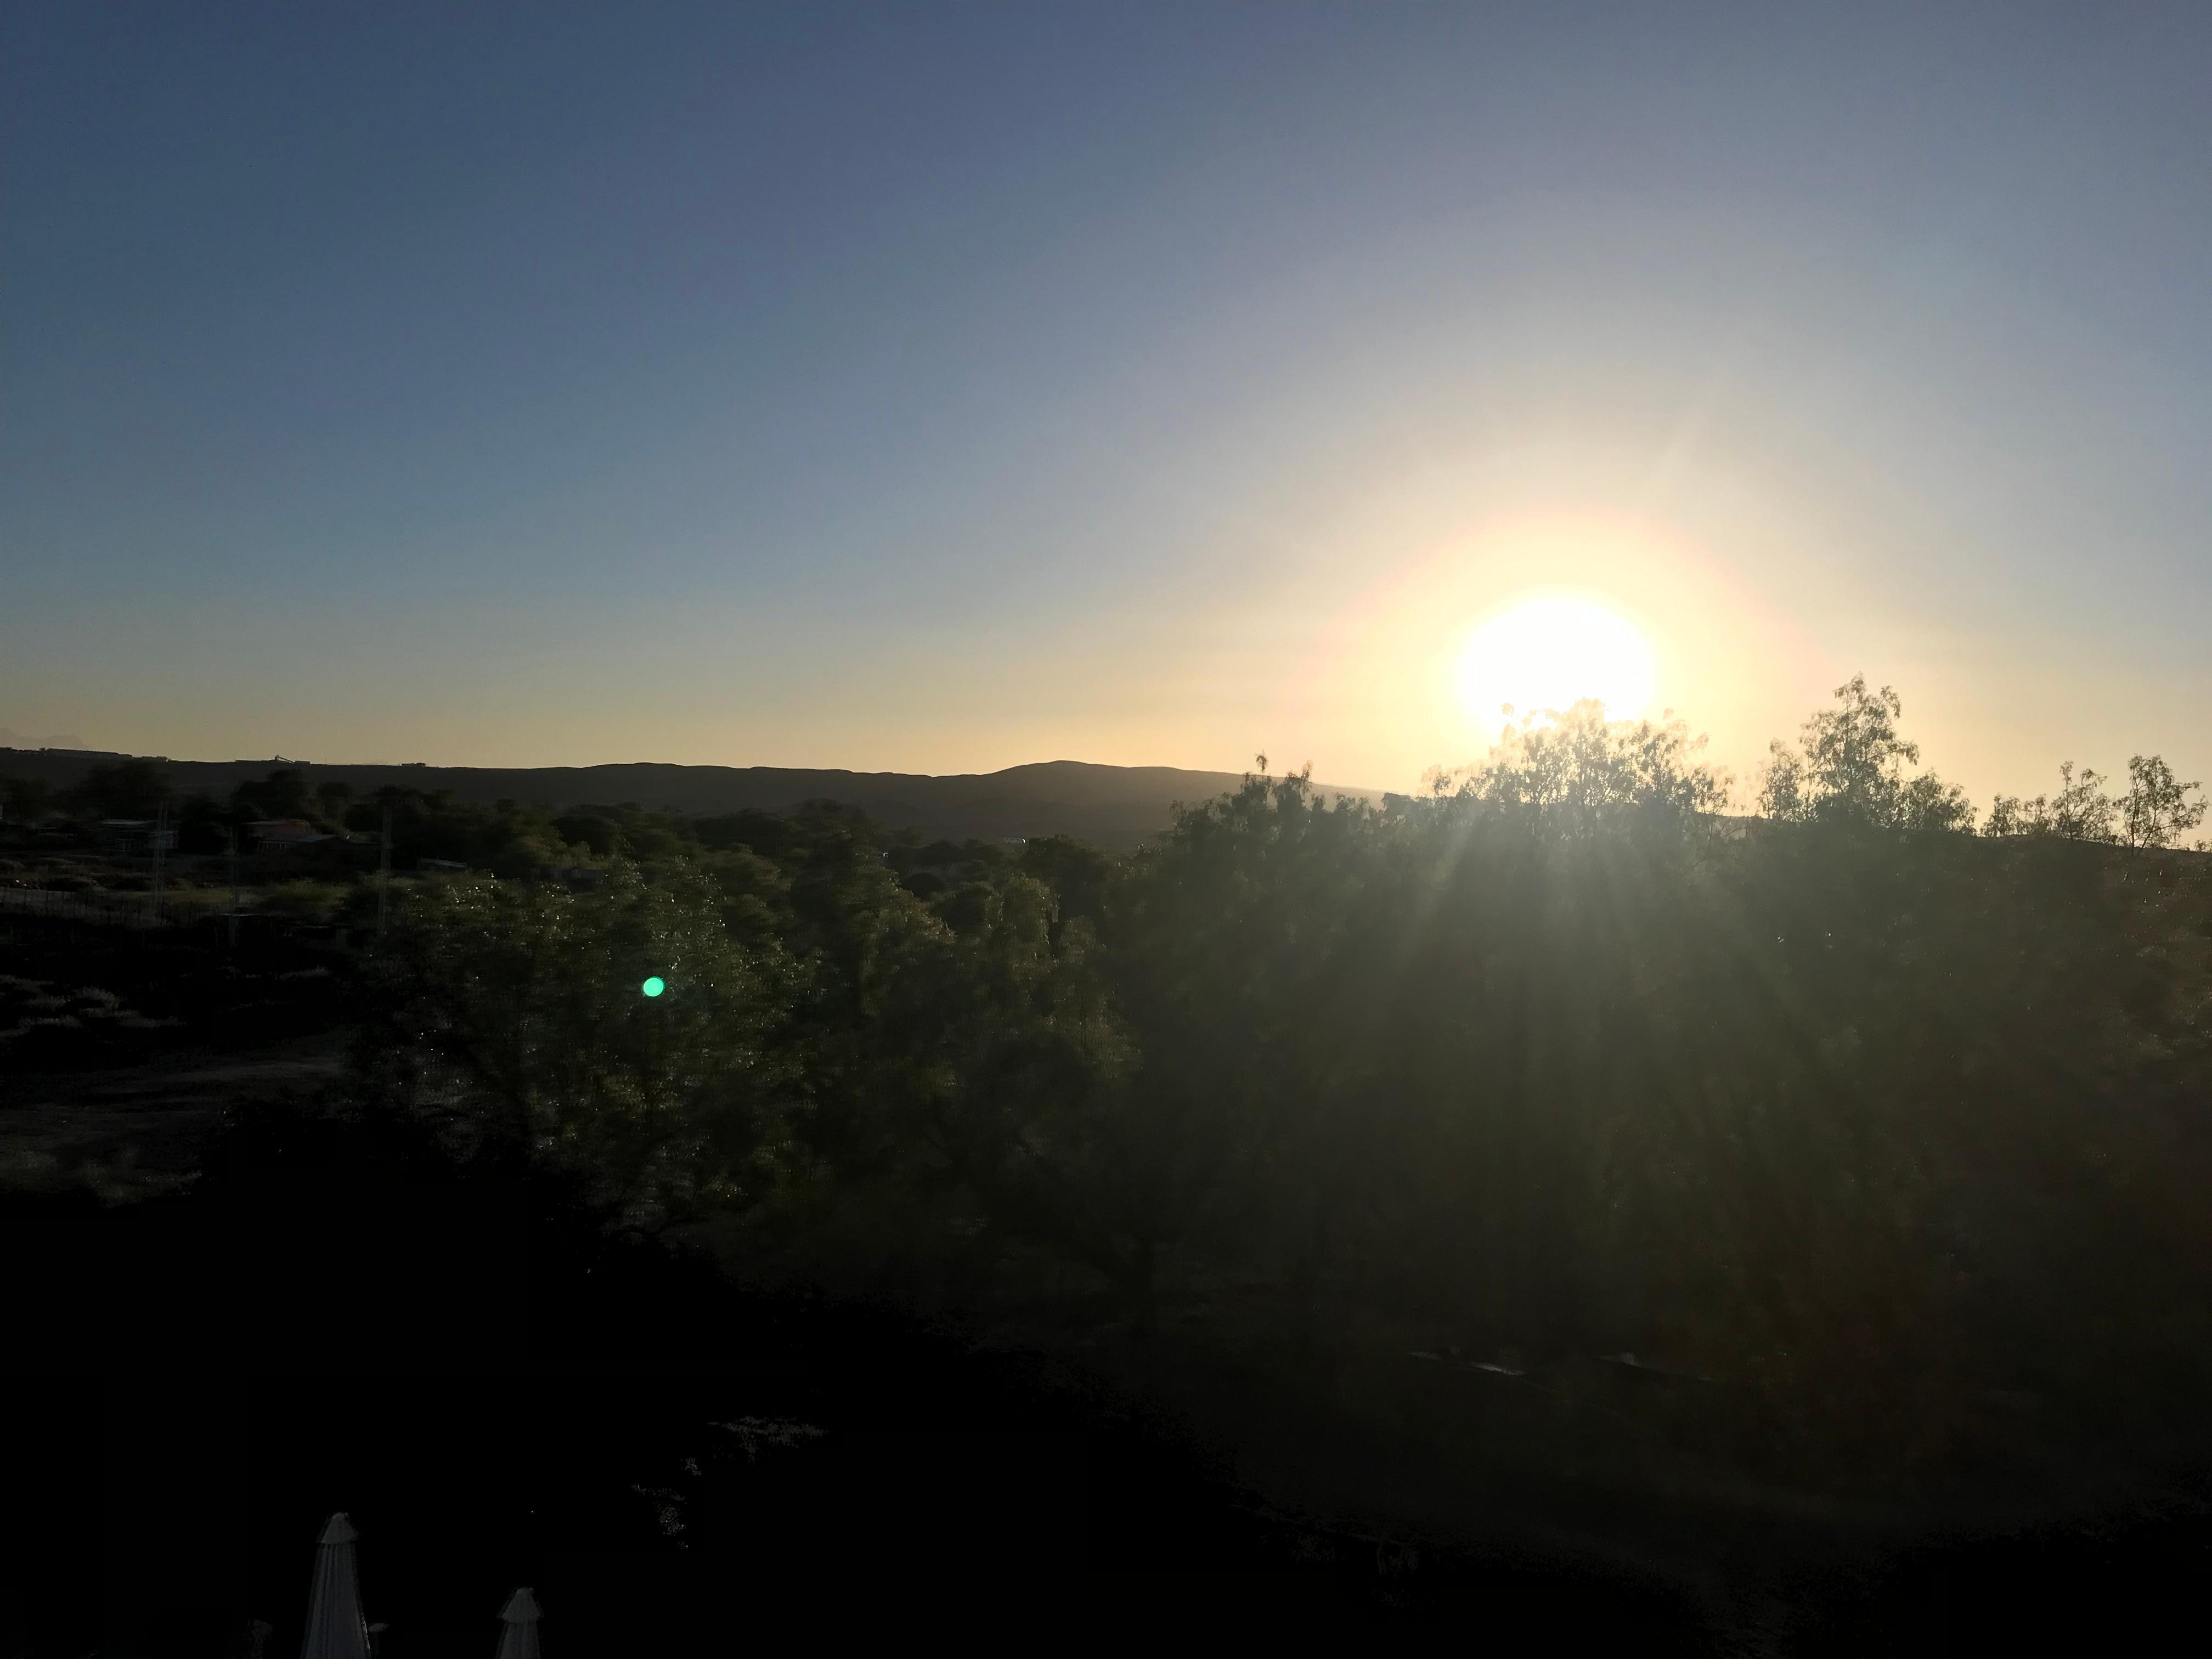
[[641, 976, 666, 998]]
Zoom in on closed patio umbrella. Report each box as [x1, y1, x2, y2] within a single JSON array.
[[494, 1588, 541, 1659], [298, 1513, 370, 1659]]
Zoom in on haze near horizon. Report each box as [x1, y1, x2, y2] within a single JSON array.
[[5, 3, 2209, 800]]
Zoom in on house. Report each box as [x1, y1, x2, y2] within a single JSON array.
[[100, 819, 178, 856], [250, 819, 334, 855]]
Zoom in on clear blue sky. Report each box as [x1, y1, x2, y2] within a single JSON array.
[[5, 2, 2208, 800]]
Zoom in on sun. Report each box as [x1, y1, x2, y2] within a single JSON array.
[[1453, 593, 1657, 733]]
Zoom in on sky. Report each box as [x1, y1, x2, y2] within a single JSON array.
[[4, 2, 2209, 802]]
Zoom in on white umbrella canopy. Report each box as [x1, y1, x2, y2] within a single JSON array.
[[493, 1588, 541, 1659], [298, 1513, 371, 1659]]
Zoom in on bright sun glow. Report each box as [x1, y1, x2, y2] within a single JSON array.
[[1453, 594, 1658, 733]]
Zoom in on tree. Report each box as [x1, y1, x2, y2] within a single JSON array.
[[313, 780, 355, 828], [0, 774, 54, 822], [693, 809, 795, 858], [553, 811, 621, 858], [326, 733, 2212, 1490], [2119, 754, 2207, 849], [1441, 700, 1731, 827], [1893, 771, 1978, 833], [71, 759, 171, 819], [1984, 761, 2117, 841], [1759, 675, 1973, 833], [370, 862, 809, 1229], [861, 873, 1143, 1308], [1017, 834, 1119, 932], [230, 766, 312, 822], [1107, 766, 1410, 1336], [174, 792, 230, 854]]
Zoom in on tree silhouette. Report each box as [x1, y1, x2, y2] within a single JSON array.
[[1759, 675, 1973, 832], [2119, 754, 2207, 848], [70, 758, 171, 819]]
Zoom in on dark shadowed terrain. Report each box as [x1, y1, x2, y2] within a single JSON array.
[[0, 749, 1382, 851], [12, 1007, 2204, 1654], [8, 690, 2212, 1651], [1, 919, 1705, 1650]]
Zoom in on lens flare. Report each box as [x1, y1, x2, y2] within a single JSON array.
[[641, 976, 666, 997], [1453, 593, 1657, 734]]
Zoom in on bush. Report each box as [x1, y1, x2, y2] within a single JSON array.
[[345, 695, 2212, 1493]]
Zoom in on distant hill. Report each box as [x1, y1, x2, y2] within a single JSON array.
[[0, 749, 1387, 850], [0, 727, 86, 750]]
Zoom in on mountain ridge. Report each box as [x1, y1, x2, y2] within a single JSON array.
[[0, 749, 1389, 849]]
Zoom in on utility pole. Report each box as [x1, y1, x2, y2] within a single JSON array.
[[227, 825, 241, 951], [377, 801, 392, 936], [150, 800, 167, 922]]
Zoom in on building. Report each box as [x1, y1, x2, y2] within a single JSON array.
[[100, 819, 178, 856], [250, 819, 334, 855]]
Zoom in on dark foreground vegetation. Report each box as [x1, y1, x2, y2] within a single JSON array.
[[6, 677, 2211, 1650], [0, 749, 1312, 853]]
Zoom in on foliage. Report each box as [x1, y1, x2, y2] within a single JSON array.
[[1986, 760, 2118, 841], [1017, 834, 1120, 932], [1, 774, 55, 820], [1759, 674, 1974, 832], [2120, 753, 2207, 849], [69, 758, 172, 820], [851, 872, 1142, 1296], [367, 862, 809, 1228], [1432, 699, 1731, 824], [346, 786, 573, 874], [314, 778, 355, 824], [172, 792, 232, 854], [229, 765, 313, 823], [1985, 755, 2203, 849], [346, 687, 2212, 1494]]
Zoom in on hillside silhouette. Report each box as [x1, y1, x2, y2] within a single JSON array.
[[0, 749, 1383, 850]]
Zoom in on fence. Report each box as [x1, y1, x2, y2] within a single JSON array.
[[0, 889, 363, 952], [0, 888, 186, 928], [0, 887, 246, 930]]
